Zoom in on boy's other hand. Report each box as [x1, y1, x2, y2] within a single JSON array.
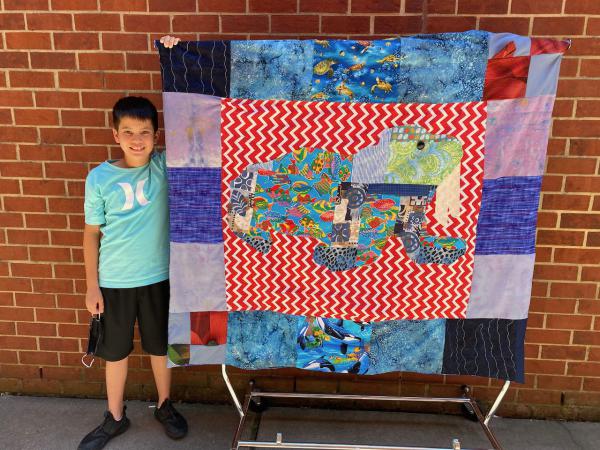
[[160, 35, 181, 48], [86, 286, 104, 315]]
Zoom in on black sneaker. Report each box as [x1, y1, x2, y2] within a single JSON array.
[[78, 407, 130, 450], [154, 399, 188, 439]]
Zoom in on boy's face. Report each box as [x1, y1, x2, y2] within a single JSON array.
[[112, 116, 159, 166]]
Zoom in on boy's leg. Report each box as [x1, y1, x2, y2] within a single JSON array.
[[106, 356, 129, 419], [150, 354, 170, 407]]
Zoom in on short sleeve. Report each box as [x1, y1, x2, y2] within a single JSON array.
[[154, 149, 167, 170], [84, 171, 106, 226]]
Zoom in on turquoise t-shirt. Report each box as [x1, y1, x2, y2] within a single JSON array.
[[84, 151, 169, 288]]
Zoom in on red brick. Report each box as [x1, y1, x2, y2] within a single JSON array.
[[39, 337, 79, 352], [511, 0, 562, 13], [561, 213, 600, 230], [54, 264, 85, 279], [17, 322, 57, 337], [149, 0, 195, 11], [554, 248, 600, 264], [52, 0, 99, 9], [546, 314, 593, 331], [4, 197, 47, 213], [0, 52, 29, 68], [0, 126, 38, 143], [0, 246, 29, 261], [125, 53, 158, 71], [537, 375, 582, 391], [0, 336, 37, 351], [26, 214, 68, 229], [19, 351, 58, 365], [40, 128, 83, 146], [5, 32, 52, 49], [0, 306, 34, 321], [351, 0, 400, 12], [581, 267, 600, 282], [35, 91, 79, 108], [536, 231, 584, 247], [374, 16, 423, 35], [77, 52, 124, 70], [547, 157, 596, 175], [102, 32, 148, 51], [0, 351, 18, 364], [36, 308, 77, 323], [550, 282, 597, 299], [568, 361, 600, 376], [104, 73, 151, 90], [478, 17, 531, 36], [0, 13, 26, 30], [84, 129, 114, 145], [81, 91, 125, 109], [577, 101, 600, 118], [32, 278, 74, 294], [6, 229, 49, 245], [526, 329, 571, 344], [0, 213, 23, 228], [15, 293, 55, 308], [565, 0, 600, 14], [587, 232, 600, 247], [0, 162, 44, 177], [0, 179, 20, 194], [100, 0, 147, 11], [62, 111, 106, 129], [74, 13, 121, 31], [569, 140, 600, 156], [222, 15, 269, 33], [67, 181, 86, 197], [30, 51, 77, 69], [426, 16, 476, 33], [44, 366, 84, 380], [568, 38, 600, 57], [54, 32, 100, 50], [558, 79, 600, 98], [525, 359, 566, 375], [0, 143, 18, 159], [458, 0, 508, 14], [578, 299, 600, 314], [20, 144, 63, 161], [58, 323, 87, 338], [50, 230, 81, 246], [248, 0, 296, 12], [26, 13, 73, 30], [11, 263, 52, 278], [322, 15, 370, 34], [10, 71, 55, 88], [565, 176, 600, 193], [533, 17, 586, 36], [533, 264, 579, 281], [542, 194, 590, 211], [518, 389, 562, 404], [573, 331, 600, 346], [171, 15, 221, 33], [271, 15, 320, 34], [14, 109, 59, 126], [30, 246, 71, 262], [0, 91, 34, 107], [59, 71, 104, 89], [583, 378, 600, 391]]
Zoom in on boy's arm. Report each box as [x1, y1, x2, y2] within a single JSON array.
[[83, 224, 104, 314]]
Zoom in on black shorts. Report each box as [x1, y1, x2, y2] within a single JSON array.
[[96, 279, 169, 362]]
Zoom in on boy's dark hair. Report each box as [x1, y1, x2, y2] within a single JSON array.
[[112, 96, 159, 132]]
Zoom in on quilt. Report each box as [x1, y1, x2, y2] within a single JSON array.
[[157, 31, 568, 382]]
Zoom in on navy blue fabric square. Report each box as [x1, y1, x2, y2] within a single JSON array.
[[442, 318, 527, 383], [168, 168, 223, 243], [157, 40, 230, 97], [475, 176, 542, 255]]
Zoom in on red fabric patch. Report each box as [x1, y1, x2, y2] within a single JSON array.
[[221, 98, 487, 321], [530, 38, 570, 56], [190, 311, 228, 345], [483, 56, 530, 100]]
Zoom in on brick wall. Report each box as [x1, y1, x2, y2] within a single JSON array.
[[1, 0, 599, 421]]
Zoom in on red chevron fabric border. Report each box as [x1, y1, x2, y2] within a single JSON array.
[[221, 98, 487, 321]]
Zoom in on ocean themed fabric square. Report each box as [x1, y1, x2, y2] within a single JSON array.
[[157, 31, 567, 383]]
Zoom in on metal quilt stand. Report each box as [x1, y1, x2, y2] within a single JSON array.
[[222, 365, 511, 450]]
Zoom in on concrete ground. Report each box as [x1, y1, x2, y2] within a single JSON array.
[[1, 394, 599, 449]]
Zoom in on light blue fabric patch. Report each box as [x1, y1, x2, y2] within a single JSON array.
[[368, 319, 445, 374], [190, 344, 226, 364], [169, 242, 226, 313], [526, 54, 563, 97], [225, 311, 299, 369], [397, 31, 488, 103], [230, 40, 313, 100], [168, 312, 191, 344], [467, 254, 535, 320]]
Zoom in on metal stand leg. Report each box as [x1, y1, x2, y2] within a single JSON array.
[[221, 365, 510, 450]]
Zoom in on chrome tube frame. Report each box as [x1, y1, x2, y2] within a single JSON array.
[[221, 365, 510, 450]]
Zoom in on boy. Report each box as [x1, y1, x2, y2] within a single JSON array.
[[79, 93, 187, 450]]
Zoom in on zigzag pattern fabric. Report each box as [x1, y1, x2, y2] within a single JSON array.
[[158, 31, 568, 382]]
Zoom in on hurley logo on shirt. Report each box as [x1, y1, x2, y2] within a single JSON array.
[[118, 179, 151, 211]]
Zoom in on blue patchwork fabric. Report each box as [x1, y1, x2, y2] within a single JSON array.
[[157, 40, 230, 96], [168, 168, 223, 243], [368, 319, 445, 374], [230, 40, 313, 100], [225, 311, 299, 370], [442, 319, 527, 383], [475, 176, 542, 255]]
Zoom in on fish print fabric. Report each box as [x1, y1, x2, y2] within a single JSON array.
[[157, 31, 568, 382]]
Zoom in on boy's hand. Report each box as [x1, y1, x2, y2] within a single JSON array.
[[85, 286, 104, 315], [160, 35, 181, 48]]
